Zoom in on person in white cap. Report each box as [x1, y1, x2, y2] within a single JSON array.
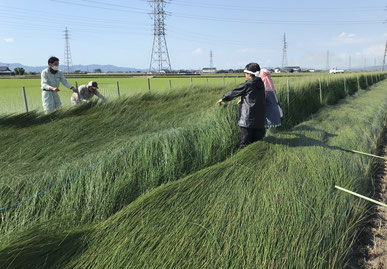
[[41, 56, 77, 113], [71, 81, 105, 105]]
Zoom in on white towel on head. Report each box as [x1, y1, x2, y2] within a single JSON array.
[[244, 70, 260, 77]]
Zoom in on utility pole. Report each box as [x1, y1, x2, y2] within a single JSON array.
[[349, 55, 351, 71], [63, 27, 73, 74], [281, 33, 288, 71], [326, 50, 330, 71], [149, 0, 172, 73], [382, 41, 387, 71], [210, 50, 214, 68]]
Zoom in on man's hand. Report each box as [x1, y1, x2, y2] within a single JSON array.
[[217, 99, 223, 106], [51, 87, 60, 92], [237, 99, 242, 105], [71, 87, 78, 93]]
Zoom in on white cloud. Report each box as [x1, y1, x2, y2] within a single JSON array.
[[339, 32, 356, 39], [4, 38, 14, 43], [362, 44, 385, 58], [327, 32, 364, 46], [192, 48, 204, 55], [236, 48, 257, 54]]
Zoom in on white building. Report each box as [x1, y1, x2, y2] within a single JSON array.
[[202, 67, 217, 74]]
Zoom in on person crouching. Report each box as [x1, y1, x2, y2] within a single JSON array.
[[71, 81, 105, 105]]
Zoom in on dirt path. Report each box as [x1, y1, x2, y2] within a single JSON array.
[[347, 129, 387, 269], [364, 129, 387, 269]]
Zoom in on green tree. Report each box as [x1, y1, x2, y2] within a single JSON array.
[[13, 67, 25, 75]]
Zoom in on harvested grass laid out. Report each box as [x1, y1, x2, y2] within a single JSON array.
[[0, 76, 387, 268]]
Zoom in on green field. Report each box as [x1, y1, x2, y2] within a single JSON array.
[[0, 72, 386, 268], [0, 76, 249, 114], [0, 72, 339, 115]]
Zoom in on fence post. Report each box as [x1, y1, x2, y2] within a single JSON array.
[[319, 78, 323, 104], [222, 76, 225, 85], [147, 78, 151, 92], [206, 78, 209, 85], [190, 77, 193, 86], [234, 77, 237, 85], [357, 75, 360, 90], [287, 80, 290, 112], [344, 76, 347, 95], [116, 81, 120, 97], [169, 80, 172, 89], [365, 75, 369, 88], [75, 82, 80, 102], [22, 86, 28, 112]]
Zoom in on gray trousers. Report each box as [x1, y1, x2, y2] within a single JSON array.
[[42, 91, 61, 113]]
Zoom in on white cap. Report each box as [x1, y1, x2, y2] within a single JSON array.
[[87, 81, 98, 89]]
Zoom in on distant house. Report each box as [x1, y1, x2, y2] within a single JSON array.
[[0, 66, 12, 75], [202, 67, 217, 74], [284, 66, 301, 73], [274, 68, 281, 73]]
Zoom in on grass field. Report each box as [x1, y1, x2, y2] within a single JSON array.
[[0, 71, 360, 114], [0, 72, 386, 268], [0, 76, 248, 114]]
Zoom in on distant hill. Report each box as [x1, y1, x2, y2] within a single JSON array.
[[0, 62, 147, 73]]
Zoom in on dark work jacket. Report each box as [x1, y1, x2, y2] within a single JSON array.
[[222, 76, 265, 129]]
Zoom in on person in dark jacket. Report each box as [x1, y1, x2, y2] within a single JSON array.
[[217, 63, 266, 149]]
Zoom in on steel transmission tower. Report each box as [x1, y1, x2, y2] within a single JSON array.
[[281, 33, 288, 70], [63, 27, 73, 74], [382, 41, 387, 71], [210, 50, 214, 68], [149, 0, 172, 73], [348, 55, 351, 70]]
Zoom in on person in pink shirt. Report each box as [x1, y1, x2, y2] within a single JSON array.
[[259, 69, 283, 128]]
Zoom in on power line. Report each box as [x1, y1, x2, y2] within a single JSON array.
[[50, 0, 149, 15], [25, 2, 385, 26], [171, 0, 383, 12], [349, 55, 351, 70], [383, 41, 387, 71], [210, 50, 214, 68]]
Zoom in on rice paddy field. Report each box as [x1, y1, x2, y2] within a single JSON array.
[[1, 72, 334, 114], [0, 71, 387, 268], [0, 76, 250, 114]]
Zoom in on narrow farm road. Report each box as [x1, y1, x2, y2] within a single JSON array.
[[348, 128, 387, 269], [364, 128, 387, 269]]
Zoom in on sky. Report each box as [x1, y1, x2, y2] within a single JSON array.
[[0, 0, 386, 70]]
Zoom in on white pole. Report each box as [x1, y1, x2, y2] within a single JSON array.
[[335, 186, 387, 208]]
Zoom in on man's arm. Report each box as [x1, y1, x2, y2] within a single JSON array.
[[222, 83, 247, 102], [94, 90, 105, 100], [217, 83, 247, 105], [59, 72, 76, 91]]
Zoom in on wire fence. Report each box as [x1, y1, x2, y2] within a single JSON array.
[[0, 76, 247, 114]]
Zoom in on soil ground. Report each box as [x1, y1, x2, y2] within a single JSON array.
[[347, 128, 387, 269]]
